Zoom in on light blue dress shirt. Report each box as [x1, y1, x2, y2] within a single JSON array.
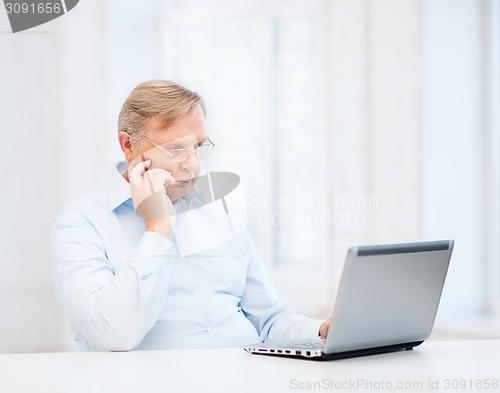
[[51, 162, 322, 351]]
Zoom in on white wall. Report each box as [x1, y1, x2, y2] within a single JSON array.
[[0, 0, 163, 352], [0, 7, 63, 352]]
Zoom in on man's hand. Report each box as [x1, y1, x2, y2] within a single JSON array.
[[319, 319, 330, 339], [128, 159, 176, 239]]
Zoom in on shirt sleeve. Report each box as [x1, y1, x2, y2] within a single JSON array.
[[239, 231, 323, 342], [51, 205, 175, 351]]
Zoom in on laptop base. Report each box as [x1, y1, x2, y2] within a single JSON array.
[[248, 340, 424, 361]]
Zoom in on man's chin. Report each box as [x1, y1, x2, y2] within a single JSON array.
[[174, 180, 192, 186], [166, 183, 192, 202]]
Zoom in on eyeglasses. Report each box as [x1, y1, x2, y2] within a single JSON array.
[[142, 135, 215, 162]]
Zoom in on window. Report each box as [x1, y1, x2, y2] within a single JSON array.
[[160, 0, 329, 314], [422, 0, 500, 334], [161, 1, 491, 328]]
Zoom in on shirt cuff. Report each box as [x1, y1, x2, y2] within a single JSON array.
[[131, 231, 175, 274], [302, 319, 325, 339]]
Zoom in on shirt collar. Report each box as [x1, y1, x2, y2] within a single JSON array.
[[107, 161, 133, 211]]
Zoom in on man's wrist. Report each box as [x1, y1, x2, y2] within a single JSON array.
[[145, 219, 173, 239]]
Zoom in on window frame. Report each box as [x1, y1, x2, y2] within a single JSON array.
[[482, 0, 500, 314]]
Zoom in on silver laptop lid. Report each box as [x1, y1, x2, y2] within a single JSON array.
[[324, 240, 453, 354]]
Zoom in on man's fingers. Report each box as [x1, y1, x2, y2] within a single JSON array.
[[128, 160, 151, 187], [144, 168, 173, 178], [320, 319, 331, 338], [143, 169, 174, 192], [128, 161, 177, 212]]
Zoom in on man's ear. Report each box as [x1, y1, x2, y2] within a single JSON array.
[[118, 131, 134, 161]]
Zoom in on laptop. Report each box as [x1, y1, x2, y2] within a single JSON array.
[[243, 240, 454, 360]]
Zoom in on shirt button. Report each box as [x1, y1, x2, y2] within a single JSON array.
[[179, 257, 186, 262], [206, 327, 214, 333], [193, 291, 200, 297]]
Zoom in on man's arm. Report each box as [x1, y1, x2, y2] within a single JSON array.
[[130, 159, 176, 239], [239, 231, 327, 342], [51, 206, 175, 351]]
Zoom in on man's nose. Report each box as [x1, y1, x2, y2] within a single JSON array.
[[181, 150, 200, 173]]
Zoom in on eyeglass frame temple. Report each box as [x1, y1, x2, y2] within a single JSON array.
[[141, 135, 214, 160]]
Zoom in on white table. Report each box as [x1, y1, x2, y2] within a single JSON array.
[[0, 340, 499, 393]]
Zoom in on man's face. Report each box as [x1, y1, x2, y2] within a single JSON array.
[[128, 104, 207, 203]]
